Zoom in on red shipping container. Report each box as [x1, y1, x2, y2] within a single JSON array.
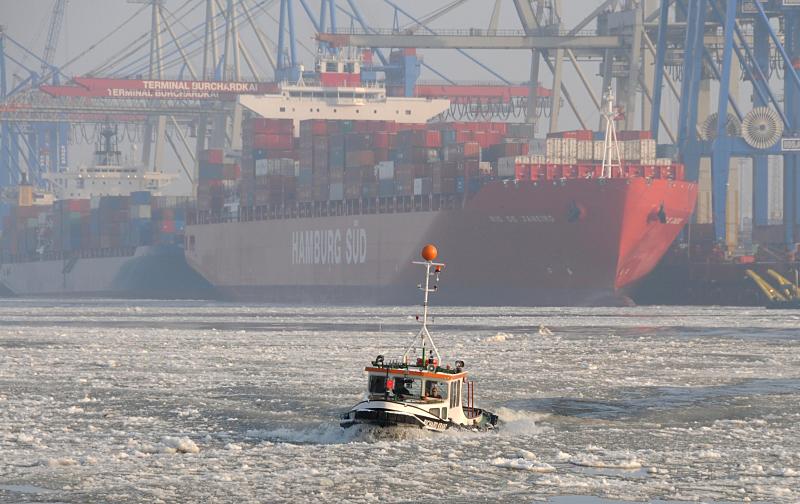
[[248, 118, 293, 134], [67, 199, 90, 213], [514, 164, 530, 181], [455, 130, 473, 143], [546, 165, 562, 180], [462, 142, 481, 158], [577, 165, 598, 178], [473, 131, 487, 148], [373, 132, 391, 149], [319, 72, 361, 87], [300, 119, 328, 136], [411, 130, 441, 148], [202, 149, 224, 164], [253, 134, 293, 150], [161, 220, 176, 233], [561, 165, 578, 178], [626, 165, 644, 178], [618, 130, 652, 141], [530, 164, 547, 181]]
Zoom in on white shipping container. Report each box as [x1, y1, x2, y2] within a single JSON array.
[[641, 139, 656, 163], [593, 140, 605, 161], [498, 156, 530, 177], [329, 182, 344, 200], [255, 158, 269, 177], [376, 161, 395, 180], [546, 138, 561, 160], [131, 204, 151, 219], [479, 161, 493, 175], [655, 158, 672, 166], [561, 138, 578, 160], [577, 140, 593, 161]]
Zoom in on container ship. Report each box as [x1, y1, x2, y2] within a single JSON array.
[[0, 128, 213, 298], [184, 80, 697, 306]]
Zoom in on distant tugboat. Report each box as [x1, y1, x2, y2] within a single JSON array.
[[340, 244, 498, 432]]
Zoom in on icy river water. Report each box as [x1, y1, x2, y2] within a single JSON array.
[[1, 300, 799, 503]]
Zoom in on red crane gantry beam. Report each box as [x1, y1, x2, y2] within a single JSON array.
[[411, 84, 551, 103]]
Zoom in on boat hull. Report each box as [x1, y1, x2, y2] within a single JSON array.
[[186, 178, 697, 306], [340, 400, 496, 432], [0, 244, 215, 298]]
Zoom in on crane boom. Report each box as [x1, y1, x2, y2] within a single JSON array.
[[745, 270, 787, 302], [41, 0, 67, 77], [766, 269, 800, 300]]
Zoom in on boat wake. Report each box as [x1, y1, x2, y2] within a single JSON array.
[[494, 407, 552, 436]]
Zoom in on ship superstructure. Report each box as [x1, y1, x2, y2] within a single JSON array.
[[42, 125, 174, 200]]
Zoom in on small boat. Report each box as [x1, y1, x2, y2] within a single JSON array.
[[340, 244, 499, 432]]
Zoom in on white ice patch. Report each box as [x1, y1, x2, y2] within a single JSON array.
[[159, 436, 200, 454], [45, 457, 78, 467], [485, 332, 512, 342], [569, 451, 642, 470], [491, 456, 555, 473]]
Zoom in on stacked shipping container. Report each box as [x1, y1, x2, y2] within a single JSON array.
[[495, 130, 684, 183], [0, 192, 190, 261]]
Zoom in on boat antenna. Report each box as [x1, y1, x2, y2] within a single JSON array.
[[403, 244, 444, 364], [600, 86, 623, 179]]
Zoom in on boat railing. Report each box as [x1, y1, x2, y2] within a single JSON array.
[[0, 246, 138, 265], [188, 192, 470, 226]]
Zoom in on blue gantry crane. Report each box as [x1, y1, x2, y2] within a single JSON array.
[[652, 0, 800, 248]]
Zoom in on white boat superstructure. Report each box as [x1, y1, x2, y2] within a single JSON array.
[[239, 53, 449, 125], [43, 125, 174, 200], [340, 245, 498, 432], [239, 84, 450, 125]]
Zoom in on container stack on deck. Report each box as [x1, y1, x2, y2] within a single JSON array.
[[231, 118, 536, 212], [197, 148, 240, 214], [0, 192, 190, 262], [493, 129, 683, 182], [241, 118, 297, 207]]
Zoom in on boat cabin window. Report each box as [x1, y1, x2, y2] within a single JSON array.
[[368, 375, 387, 394], [425, 380, 448, 400], [392, 377, 421, 398]]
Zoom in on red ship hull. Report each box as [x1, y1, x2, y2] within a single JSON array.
[[185, 177, 697, 306]]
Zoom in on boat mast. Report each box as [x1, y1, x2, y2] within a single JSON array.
[[601, 86, 623, 179], [403, 244, 444, 364]]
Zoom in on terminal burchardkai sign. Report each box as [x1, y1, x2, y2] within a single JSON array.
[[41, 77, 278, 100]]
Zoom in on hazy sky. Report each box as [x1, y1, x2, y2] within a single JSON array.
[[1, 1, 611, 84]]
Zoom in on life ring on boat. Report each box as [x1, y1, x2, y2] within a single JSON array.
[[426, 364, 436, 372]]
